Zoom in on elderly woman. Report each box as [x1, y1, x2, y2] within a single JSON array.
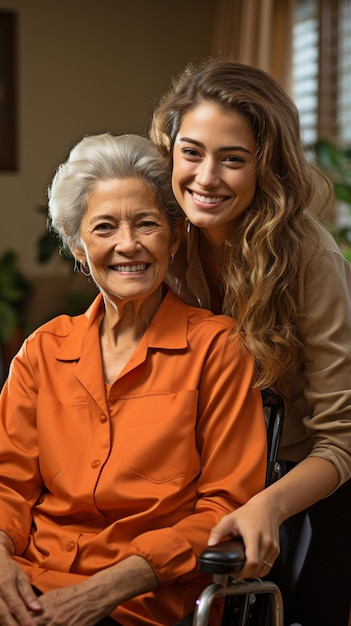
[[0, 133, 266, 626]]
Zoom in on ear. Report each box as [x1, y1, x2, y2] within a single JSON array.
[[72, 246, 86, 266]]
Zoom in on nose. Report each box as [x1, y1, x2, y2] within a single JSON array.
[[196, 157, 219, 188], [114, 224, 141, 256]]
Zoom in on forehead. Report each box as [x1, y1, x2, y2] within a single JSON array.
[[178, 101, 255, 142], [86, 177, 162, 214]]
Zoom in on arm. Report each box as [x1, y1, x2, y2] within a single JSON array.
[[0, 341, 44, 553], [208, 456, 339, 578], [209, 229, 351, 577], [300, 230, 351, 482], [0, 343, 47, 625]]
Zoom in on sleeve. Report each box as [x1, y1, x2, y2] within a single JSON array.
[[125, 328, 267, 584], [302, 235, 351, 483], [0, 338, 43, 554]]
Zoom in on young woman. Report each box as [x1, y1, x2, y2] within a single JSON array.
[[150, 59, 351, 625]]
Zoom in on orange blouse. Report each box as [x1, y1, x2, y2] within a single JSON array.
[[0, 289, 266, 625]]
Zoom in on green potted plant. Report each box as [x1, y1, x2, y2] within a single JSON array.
[[0, 250, 31, 382], [312, 139, 351, 263], [0, 249, 31, 343]]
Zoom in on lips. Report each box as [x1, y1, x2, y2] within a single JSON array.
[[111, 263, 149, 272], [191, 191, 229, 204]]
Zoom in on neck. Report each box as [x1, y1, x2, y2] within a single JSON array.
[[101, 286, 164, 343], [198, 235, 224, 314], [100, 287, 165, 384], [199, 227, 226, 250]]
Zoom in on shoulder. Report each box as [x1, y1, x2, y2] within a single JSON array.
[[188, 306, 235, 333], [16, 314, 85, 367], [304, 218, 346, 257], [27, 314, 83, 340], [22, 295, 102, 356], [164, 291, 252, 373], [302, 218, 351, 279], [166, 288, 235, 332], [170, 290, 240, 357], [298, 220, 351, 328]]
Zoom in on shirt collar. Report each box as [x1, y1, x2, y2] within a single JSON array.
[[55, 288, 189, 362]]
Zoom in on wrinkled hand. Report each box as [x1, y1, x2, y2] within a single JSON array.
[[32, 575, 117, 626], [32, 553, 158, 625], [207, 496, 280, 579], [0, 545, 42, 626]]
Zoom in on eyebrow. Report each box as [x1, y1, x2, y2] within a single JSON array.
[[178, 136, 254, 155], [89, 209, 161, 224]]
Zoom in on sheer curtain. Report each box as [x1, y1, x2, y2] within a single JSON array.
[[211, 0, 295, 91]]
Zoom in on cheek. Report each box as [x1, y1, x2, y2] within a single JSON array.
[[171, 169, 187, 206], [238, 171, 257, 200], [155, 236, 174, 263], [172, 156, 190, 186], [171, 165, 180, 191], [85, 247, 106, 268]]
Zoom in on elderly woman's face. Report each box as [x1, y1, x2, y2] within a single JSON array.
[[76, 177, 178, 305]]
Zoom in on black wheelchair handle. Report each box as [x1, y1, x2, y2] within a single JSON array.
[[198, 539, 246, 575]]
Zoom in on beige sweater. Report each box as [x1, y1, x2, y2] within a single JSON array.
[[167, 221, 351, 485]]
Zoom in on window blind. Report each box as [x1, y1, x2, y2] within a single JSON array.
[[338, 0, 351, 144], [292, 0, 319, 144], [292, 0, 351, 147]]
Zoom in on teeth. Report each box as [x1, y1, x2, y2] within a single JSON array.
[[193, 192, 227, 204], [114, 264, 147, 272]]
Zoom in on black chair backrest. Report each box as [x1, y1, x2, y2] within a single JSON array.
[[261, 390, 285, 487]]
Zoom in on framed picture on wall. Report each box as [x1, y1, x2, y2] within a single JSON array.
[[0, 11, 17, 170]]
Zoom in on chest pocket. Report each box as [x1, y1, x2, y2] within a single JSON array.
[[112, 390, 200, 483]]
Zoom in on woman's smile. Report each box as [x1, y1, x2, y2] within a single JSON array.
[[110, 262, 150, 273], [188, 190, 231, 207]]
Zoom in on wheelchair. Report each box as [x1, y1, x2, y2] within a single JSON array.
[[192, 391, 285, 626]]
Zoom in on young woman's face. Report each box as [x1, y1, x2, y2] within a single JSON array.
[[172, 101, 257, 242], [75, 177, 179, 306]]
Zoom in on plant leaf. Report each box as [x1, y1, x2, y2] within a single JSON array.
[[0, 301, 18, 342]]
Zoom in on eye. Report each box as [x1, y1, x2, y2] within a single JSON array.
[[93, 222, 114, 233], [181, 147, 201, 158], [223, 155, 245, 165], [137, 219, 160, 230]]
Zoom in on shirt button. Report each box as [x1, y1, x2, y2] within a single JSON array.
[[99, 414, 108, 423], [91, 459, 101, 469], [66, 541, 75, 552]]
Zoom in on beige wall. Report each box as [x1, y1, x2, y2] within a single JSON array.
[[0, 0, 215, 278], [0, 0, 216, 329]]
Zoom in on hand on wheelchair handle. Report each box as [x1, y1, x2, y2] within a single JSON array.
[[200, 538, 273, 578], [207, 500, 280, 579]]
